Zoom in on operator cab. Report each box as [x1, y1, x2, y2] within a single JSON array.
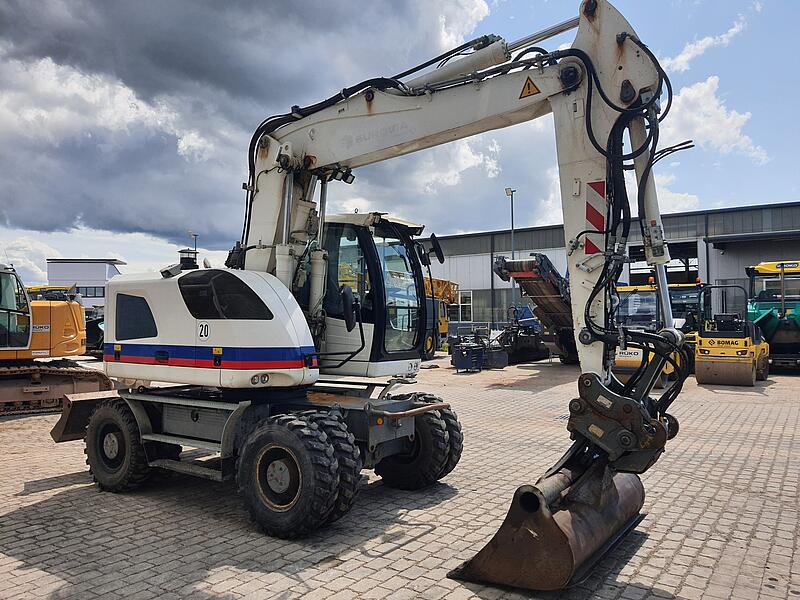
[[0, 265, 31, 350], [316, 213, 427, 378]]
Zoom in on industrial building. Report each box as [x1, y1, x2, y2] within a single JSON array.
[[428, 201, 800, 332], [46, 258, 126, 308]]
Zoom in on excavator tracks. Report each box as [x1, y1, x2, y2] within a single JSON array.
[[0, 360, 114, 417]]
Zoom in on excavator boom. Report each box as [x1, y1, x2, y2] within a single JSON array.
[[220, 0, 688, 590]]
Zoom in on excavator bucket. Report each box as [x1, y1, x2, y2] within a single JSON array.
[[695, 360, 755, 386], [449, 458, 645, 591]]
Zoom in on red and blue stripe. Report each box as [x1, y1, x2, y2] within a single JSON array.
[[104, 343, 318, 370]]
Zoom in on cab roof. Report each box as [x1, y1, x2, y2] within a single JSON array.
[[616, 283, 704, 293], [326, 212, 424, 236], [747, 261, 800, 274]]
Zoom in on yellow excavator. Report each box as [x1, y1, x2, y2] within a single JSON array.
[[613, 281, 704, 386], [422, 276, 458, 359], [0, 264, 112, 414]]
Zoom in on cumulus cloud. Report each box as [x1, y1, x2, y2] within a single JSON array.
[[660, 76, 768, 165], [662, 17, 746, 73], [1, 237, 61, 284], [654, 174, 700, 213], [0, 226, 229, 284]]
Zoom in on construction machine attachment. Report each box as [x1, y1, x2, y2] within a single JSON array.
[[450, 357, 681, 592], [449, 441, 645, 591]]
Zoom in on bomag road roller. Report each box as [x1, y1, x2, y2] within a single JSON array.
[[695, 285, 769, 386]]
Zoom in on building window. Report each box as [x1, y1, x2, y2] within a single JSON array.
[[448, 290, 473, 323], [76, 286, 105, 298], [178, 270, 273, 320], [116, 294, 158, 340]]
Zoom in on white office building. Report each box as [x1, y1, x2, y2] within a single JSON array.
[[46, 258, 126, 307]]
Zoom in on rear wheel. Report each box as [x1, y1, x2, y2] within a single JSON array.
[[423, 333, 436, 360], [85, 399, 151, 491], [301, 411, 362, 524], [237, 414, 338, 538], [413, 394, 463, 479], [756, 355, 769, 381], [654, 372, 670, 389], [375, 410, 449, 490]]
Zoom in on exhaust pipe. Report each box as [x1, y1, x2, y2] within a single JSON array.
[[449, 445, 645, 591]]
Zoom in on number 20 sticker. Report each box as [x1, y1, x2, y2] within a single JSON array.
[[198, 322, 210, 340]]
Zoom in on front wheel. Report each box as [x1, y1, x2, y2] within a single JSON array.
[[237, 414, 338, 538], [85, 399, 151, 491], [375, 410, 449, 490]]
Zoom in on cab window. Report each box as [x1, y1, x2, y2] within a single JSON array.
[[179, 270, 273, 320], [323, 224, 374, 322], [116, 294, 158, 340], [0, 271, 30, 348]]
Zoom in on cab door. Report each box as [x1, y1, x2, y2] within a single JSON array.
[[0, 270, 32, 354], [320, 223, 376, 375]]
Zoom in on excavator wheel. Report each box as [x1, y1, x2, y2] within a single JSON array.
[[375, 410, 449, 490], [237, 414, 338, 538], [412, 393, 463, 479], [85, 399, 152, 492], [300, 410, 363, 524]]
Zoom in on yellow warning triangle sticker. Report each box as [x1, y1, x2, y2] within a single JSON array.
[[519, 76, 541, 99]]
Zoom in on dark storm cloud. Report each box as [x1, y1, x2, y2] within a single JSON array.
[[1, 0, 421, 117], [1, 0, 569, 250]]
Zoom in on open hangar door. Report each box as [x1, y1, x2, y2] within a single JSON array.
[[625, 241, 700, 286]]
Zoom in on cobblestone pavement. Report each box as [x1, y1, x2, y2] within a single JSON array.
[[1, 358, 798, 600]]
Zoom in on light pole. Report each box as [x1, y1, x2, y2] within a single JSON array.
[[505, 187, 516, 307]]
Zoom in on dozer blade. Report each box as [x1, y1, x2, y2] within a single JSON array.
[[448, 459, 645, 591], [695, 360, 755, 387]]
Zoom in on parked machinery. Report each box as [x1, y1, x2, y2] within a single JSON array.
[[495, 305, 550, 365], [696, 285, 769, 386], [0, 265, 112, 415], [54, 0, 687, 590], [746, 261, 800, 368], [613, 281, 704, 385], [422, 274, 459, 360], [493, 254, 578, 364]]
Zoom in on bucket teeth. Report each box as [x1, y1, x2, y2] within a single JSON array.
[[448, 461, 645, 591]]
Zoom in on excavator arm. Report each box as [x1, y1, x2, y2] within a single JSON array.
[[227, 0, 689, 589]]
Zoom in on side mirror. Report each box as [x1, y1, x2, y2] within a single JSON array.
[[340, 285, 359, 332], [417, 244, 431, 267], [430, 233, 445, 264]]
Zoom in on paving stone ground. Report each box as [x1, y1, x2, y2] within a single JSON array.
[[1, 358, 799, 600]]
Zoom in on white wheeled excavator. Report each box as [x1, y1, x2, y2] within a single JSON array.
[[52, 0, 690, 591]]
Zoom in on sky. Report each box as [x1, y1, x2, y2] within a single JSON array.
[[0, 0, 793, 284]]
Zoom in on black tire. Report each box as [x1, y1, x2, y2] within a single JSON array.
[[560, 354, 579, 365], [237, 414, 338, 538], [423, 333, 436, 361], [756, 356, 769, 381], [301, 411, 362, 524], [375, 410, 449, 490], [654, 372, 670, 389], [438, 407, 463, 479], [412, 393, 463, 479], [85, 399, 151, 491]]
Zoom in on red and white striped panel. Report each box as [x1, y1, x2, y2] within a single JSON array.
[[585, 180, 607, 255]]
